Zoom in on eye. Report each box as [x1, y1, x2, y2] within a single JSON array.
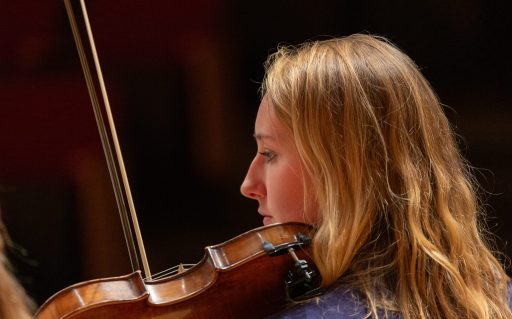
[[258, 150, 276, 162]]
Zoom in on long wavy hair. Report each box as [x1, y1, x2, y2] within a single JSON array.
[[261, 34, 511, 318]]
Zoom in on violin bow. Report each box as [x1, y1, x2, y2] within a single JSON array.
[[63, 0, 152, 280]]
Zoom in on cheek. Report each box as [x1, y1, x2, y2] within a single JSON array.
[[266, 166, 307, 223]]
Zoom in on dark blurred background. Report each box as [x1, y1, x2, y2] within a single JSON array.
[[0, 0, 510, 307]]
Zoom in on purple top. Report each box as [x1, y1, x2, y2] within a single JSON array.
[[266, 283, 512, 318]]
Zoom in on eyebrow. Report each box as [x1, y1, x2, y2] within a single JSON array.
[[253, 133, 275, 141]]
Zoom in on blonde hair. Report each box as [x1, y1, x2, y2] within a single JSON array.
[[0, 216, 34, 319], [262, 34, 511, 318]]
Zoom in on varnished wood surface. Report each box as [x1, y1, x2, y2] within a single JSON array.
[[35, 222, 314, 318]]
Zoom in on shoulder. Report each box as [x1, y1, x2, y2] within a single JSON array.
[[266, 284, 388, 319], [268, 281, 512, 318]]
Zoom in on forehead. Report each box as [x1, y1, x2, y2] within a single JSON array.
[[254, 96, 295, 147], [255, 96, 282, 133]]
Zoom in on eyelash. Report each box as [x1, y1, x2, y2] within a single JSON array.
[[258, 150, 276, 162]]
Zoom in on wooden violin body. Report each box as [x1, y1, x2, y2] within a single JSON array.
[[35, 222, 315, 319]]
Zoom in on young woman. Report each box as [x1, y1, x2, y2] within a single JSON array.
[[241, 34, 511, 318]]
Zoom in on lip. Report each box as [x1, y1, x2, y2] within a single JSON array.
[[258, 210, 272, 225], [262, 216, 272, 225], [257, 209, 267, 216]]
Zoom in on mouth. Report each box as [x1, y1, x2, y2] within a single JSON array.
[[258, 210, 273, 226]]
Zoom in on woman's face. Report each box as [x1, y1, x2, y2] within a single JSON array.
[[241, 96, 318, 225]]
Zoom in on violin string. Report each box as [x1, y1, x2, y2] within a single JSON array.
[[150, 265, 185, 280], [79, 0, 152, 280], [148, 268, 175, 281], [145, 264, 195, 281]]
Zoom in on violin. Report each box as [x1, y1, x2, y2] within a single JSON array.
[[35, 222, 320, 319], [34, 1, 321, 318]]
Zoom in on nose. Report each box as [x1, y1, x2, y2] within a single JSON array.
[[240, 157, 265, 200]]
